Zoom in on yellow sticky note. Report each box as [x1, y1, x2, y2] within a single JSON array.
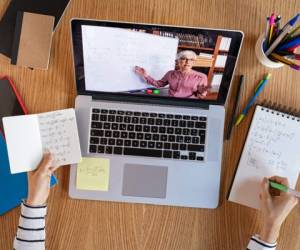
[[76, 157, 110, 191]]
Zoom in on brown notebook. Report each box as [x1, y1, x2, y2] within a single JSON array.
[[11, 12, 55, 69]]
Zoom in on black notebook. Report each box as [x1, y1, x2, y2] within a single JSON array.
[[0, 0, 71, 58]]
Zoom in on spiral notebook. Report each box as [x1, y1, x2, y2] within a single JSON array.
[[228, 105, 300, 210]]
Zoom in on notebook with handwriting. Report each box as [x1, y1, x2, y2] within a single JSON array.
[[228, 105, 300, 209], [3, 109, 81, 174]]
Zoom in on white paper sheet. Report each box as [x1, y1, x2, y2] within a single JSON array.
[[229, 106, 300, 209], [82, 26, 179, 92]]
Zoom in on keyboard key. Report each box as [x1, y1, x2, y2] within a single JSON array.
[[189, 152, 196, 160], [116, 139, 123, 146], [92, 114, 99, 121], [147, 118, 155, 125], [155, 119, 162, 125], [108, 139, 115, 145], [114, 147, 123, 154], [150, 113, 157, 117], [97, 145, 105, 153], [195, 122, 206, 129], [152, 134, 159, 141], [172, 120, 179, 126], [124, 116, 131, 123], [105, 131, 112, 137], [121, 132, 128, 138], [90, 137, 99, 144], [132, 117, 139, 123], [163, 150, 172, 158], [91, 129, 103, 137], [175, 128, 182, 134], [199, 130, 206, 136], [108, 115, 115, 122], [117, 110, 125, 115], [160, 134, 168, 141], [176, 136, 184, 143], [89, 145, 97, 153], [179, 120, 186, 127], [132, 140, 139, 147], [111, 123, 118, 130], [125, 111, 133, 115], [143, 126, 150, 132], [200, 135, 205, 144], [167, 127, 174, 134], [158, 114, 165, 118], [156, 142, 163, 149], [140, 118, 147, 124], [124, 148, 162, 158], [113, 131, 120, 138], [134, 112, 141, 116], [135, 125, 142, 132], [183, 129, 189, 135], [168, 135, 175, 142], [183, 115, 190, 120], [127, 124, 134, 131], [159, 127, 166, 133], [145, 133, 151, 140], [140, 141, 147, 148], [184, 136, 191, 143], [166, 114, 174, 119], [105, 146, 113, 154], [137, 133, 143, 140], [175, 115, 182, 119], [188, 144, 204, 152], [192, 137, 200, 144], [151, 126, 158, 133], [180, 144, 187, 150], [109, 110, 116, 114], [129, 132, 135, 139], [197, 156, 204, 161], [124, 140, 131, 146], [187, 121, 194, 128], [173, 151, 180, 159], [191, 116, 198, 120], [172, 143, 179, 150], [104, 123, 110, 129], [100, 138, 107, 145], [164, 142, 171, 149], [181, 155, 188, 160], [191, 129, 197, 136], [148, 141, 155, 148], [200, 117, 207, 121], [101, 109, 108, 114], [116, 116, 123, 122], [164, 120, 171, 126], [100, 115, 107, 121], [92, 108, 100, 113], [91, 122, 102, 129], [120, 124, 126, 130], [142, 112, 149, 117]]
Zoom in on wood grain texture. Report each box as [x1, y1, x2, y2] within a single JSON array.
[[1, 0, 300, 249]]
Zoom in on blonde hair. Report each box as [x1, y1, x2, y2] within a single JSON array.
[[176, 50, 197, 60]]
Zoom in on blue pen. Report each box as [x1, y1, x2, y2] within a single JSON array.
[[277, 37, 300, 50], [235, 74, 271, 125]]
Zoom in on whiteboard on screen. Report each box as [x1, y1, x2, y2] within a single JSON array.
[[82, 26, 179, 92]]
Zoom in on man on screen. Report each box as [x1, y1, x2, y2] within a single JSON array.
[[134, 50, 209, 99]]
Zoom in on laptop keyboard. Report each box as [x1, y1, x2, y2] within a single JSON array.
[[88, 108, 206, 161]]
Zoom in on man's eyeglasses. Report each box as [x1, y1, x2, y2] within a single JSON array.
[[179, 57, 195, 62]]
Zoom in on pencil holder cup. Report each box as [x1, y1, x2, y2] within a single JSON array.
[[255, 34, 284, 68]]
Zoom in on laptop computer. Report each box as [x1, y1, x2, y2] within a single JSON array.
[[68, 19, 243, 208]]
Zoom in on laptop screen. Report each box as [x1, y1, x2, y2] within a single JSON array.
[[71, 20, 243, 105]]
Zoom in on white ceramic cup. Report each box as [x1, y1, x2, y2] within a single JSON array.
[[255, 34, 284, 68]]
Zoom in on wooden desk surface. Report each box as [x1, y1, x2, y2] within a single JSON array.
[[1, 0, 300, 249]]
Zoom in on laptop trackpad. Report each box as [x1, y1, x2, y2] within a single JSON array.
[[122, 164, 168, 198]]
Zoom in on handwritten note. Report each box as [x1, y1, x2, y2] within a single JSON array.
[[82, 25, 179, 92], [39, 109, 81, 166], [76, 158, 110, 191], [228, 106, 300, 209], [2, 109, 81, 174]]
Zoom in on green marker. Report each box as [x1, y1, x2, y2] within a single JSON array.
[[153, 89, 160, 94], [269, 180, 300, 198]]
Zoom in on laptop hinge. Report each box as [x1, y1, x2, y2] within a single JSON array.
[[91, 93, 210, 109]]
